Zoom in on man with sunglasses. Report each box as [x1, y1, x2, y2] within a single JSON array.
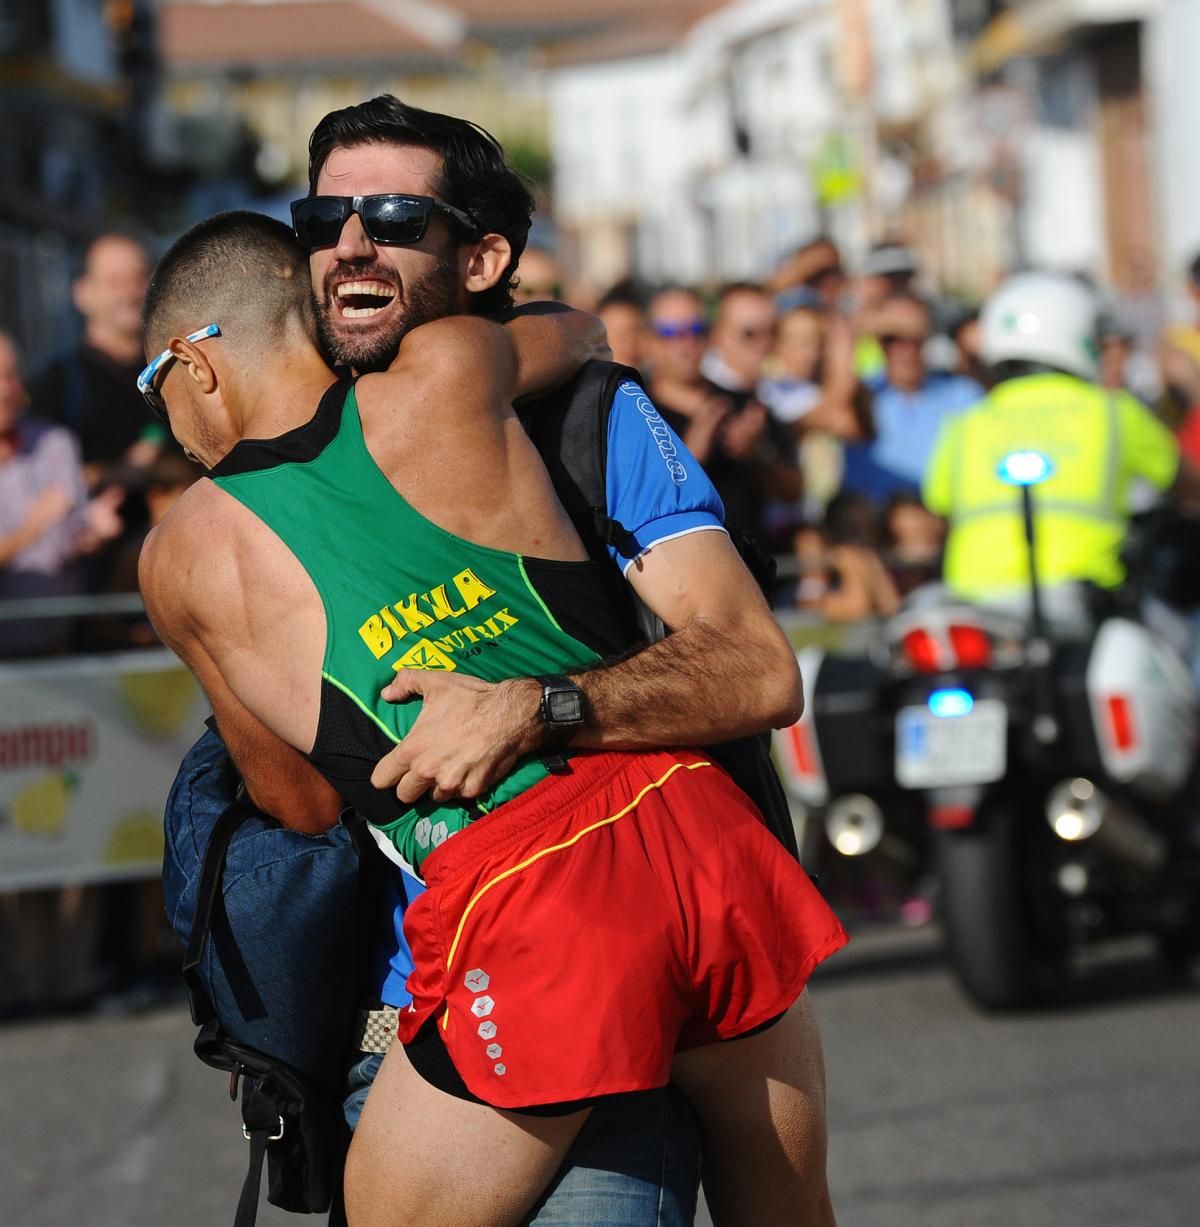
[[645, 286, 800, 545], [159, 95, 816, 1226], [142, 195, 843, 1227]]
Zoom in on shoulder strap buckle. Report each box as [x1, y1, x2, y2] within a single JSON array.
[[242, 1116, 285, 1143], [591, 508, 631, 551]]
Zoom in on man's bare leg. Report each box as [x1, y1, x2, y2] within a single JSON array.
[[344, 1038, 590, 1227], [669, 991, 835, 1227]]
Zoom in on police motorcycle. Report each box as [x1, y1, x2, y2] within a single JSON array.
[[780, 464, 1200, 1009], [776, 280, 1200, 1009]]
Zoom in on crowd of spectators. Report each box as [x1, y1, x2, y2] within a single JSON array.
[[13, 233, 1200, 650], [9, 230, 1200, 648], [515, 237, 1200, 624], [9, 226, 1200, 1011], [0, 233, 199, 661], [0, 235, 199, 1017]]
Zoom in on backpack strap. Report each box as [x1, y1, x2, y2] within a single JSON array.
[[182, 799, 258, 1026], [518, 360, 646, 646], [234, 1083, 283, 1227], [552, 359, 635, 550], [344, 808, 387, 995], [518, 359, 644, 563]]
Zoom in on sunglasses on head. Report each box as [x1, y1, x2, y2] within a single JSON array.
[[290, 193, 480, 250], [652, 319, 707, 340], [137, 324, 222, 422]]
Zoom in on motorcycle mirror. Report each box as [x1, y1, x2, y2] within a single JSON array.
[[997, 450, 1054, 487]]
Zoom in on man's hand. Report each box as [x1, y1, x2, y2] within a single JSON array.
[[370, 671, 542, 805], [125, 436, 164, 469], [720, 400, 769, 459], [76, 485, 126, 553], [680, 394, 730, 464], [368, 532, 803, 802]]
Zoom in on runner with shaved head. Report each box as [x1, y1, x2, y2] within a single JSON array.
[[141, 202, 843, 1227]]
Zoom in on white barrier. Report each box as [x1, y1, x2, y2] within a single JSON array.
[[0, 613, 886, 891], [0, 649, 207, 891]]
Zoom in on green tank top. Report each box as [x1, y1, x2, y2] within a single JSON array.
[[208, 380, 623, 872]]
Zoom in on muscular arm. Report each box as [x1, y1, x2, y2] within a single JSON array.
[[393, 307, 607, 409], [802, 317, 869, 440], [140, 521, 344, 834], [570, 531, 801, 746], [371, 531, 802, 803], [505, 303, 610, 398]]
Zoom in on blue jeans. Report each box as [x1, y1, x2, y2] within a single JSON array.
[[344, 1052, 700, 1226]]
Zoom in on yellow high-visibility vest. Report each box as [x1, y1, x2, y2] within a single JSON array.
[[923, 373, 1180, 599]]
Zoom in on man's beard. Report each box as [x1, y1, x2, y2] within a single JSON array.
[[315, 255, 461, 373]]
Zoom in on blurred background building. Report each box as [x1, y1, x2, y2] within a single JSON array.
[[6, 0, 1200, 1024], [4, 0, 1200, 334]]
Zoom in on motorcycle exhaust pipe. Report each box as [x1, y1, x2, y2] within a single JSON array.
[[1045, 778, 1167, 876], [825, 794, 885, 857]]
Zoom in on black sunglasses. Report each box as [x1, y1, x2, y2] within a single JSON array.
[[290, 193, 480, 250]]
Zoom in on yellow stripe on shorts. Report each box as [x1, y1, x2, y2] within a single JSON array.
[[444, 758, 713, 977]]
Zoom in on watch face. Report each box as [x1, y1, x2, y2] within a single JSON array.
[[546, 689, 584, 725]]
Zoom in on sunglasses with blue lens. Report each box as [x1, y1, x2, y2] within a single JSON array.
[[651, 319, 708, 340], [137, 324, 222, 422]]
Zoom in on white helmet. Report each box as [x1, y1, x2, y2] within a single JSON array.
[[979, 272, 1100, 380]]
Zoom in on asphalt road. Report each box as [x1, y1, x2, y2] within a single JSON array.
[[2, 922, 1197, 1226]]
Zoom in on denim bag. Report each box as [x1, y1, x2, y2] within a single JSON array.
[[163, 727, 381, 1225]]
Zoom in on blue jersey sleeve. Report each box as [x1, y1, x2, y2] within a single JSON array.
[[605, 380, 726, 573], [375, 867, 426, 1008]]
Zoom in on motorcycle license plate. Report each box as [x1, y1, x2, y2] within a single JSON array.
[[895, 700, 1007, 789]]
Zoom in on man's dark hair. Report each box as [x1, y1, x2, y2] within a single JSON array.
[[142, 211, 315, 360], [306, 95, 534, 319], [823, 490, 880, 549], [597, 278, 645, 312]]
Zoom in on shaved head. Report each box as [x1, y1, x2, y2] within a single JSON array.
[[142, 211, 317, 362]]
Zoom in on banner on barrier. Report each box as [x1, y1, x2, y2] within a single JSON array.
[[0, 616, 881, 890], [0, 650, 208, 891]]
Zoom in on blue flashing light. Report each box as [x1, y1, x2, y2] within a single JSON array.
[[928, 688, 974, 718], [997, 450, 1053, 487]]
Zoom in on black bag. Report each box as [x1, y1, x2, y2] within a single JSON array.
[[164, 728, 383, 1226], [520, 361, 799, 860]]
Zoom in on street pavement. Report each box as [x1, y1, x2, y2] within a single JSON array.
[[2, 922, 1198, 1226]]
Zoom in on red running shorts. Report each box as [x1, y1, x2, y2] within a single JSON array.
[[397, 749, 848, 1110]]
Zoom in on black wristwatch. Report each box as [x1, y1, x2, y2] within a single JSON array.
[[537, 675, 585, 748]]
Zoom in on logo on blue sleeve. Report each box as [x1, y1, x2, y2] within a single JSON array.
[[622, 381, 687, 484]]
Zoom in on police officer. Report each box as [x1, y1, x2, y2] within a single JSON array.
[[923, 272, 1200, 606]]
